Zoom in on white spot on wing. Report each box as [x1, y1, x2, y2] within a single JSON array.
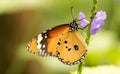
[[42, 50, 45, 53], [37, 34, 43, 49], [38, 34, 43, 42], [42, 45, 45, 48], [42, 52, 44, 55], [37, 44, 42, 49], [39, 52, 41, 55], [27, 43, 30, 46], [26, 46, 29, 49], [81, 56, 85, 59], [43, 31, 46, 33], [44, 53, 47, 56], [45, 36, 47, 38], [39, 49, 42, 52]]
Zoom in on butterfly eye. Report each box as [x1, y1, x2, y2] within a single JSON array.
[[74, 45, 79, 50]]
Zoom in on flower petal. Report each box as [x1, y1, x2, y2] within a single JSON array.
[[96, 11, 107, 20], [79, 12, 89, 28], [80, 19, 89, 28], [90, 19, 104, 35], [79, 12, 85, 20]]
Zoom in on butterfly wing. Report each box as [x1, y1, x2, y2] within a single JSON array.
[[27, 24, 70, 56], [27, 24, 87, 65], [56, 31, 87, 65]]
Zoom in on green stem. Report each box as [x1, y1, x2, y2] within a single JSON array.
[[86, 0, 98, 45], [77, 62, 84, 74], [77, 0, 98, 74], [86, 23, 91, 45]]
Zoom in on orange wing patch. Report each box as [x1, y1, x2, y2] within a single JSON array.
[[27, 38, 39, 54], [46, 24, 70, 56], [27, 24, 70, 56], [56, 31, 87, 65], [47, 36, 59, 56], [48, 24, 69, 37]]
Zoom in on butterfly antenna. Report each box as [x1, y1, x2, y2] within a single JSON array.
[[71, 6, 75, 20]]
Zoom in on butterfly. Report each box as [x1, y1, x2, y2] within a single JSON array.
[[27, 19, 87, 65]]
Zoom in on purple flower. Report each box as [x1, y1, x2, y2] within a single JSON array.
[[79, 12, 89, 28], [95, 11, 107, 20], [90, 19, 104, 34], [78, 11, 107, 35], [90, 11, 107, 35]]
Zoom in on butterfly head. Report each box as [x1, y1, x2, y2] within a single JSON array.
[[69, 19, 78, 32]]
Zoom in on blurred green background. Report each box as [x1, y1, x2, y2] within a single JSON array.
[[0, 0, 120, 74]]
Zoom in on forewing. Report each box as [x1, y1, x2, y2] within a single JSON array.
[[27, 24, 70, 56]]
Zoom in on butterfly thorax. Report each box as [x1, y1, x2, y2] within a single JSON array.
[[69, 20, 78, 32]]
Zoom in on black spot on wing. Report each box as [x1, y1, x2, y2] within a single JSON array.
[[74, 45, 79, 50], [64, 40, 68, 44], [68, 48, 71, 51]]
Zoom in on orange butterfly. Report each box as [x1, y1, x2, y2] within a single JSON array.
[[27, 20, 87, 65]]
